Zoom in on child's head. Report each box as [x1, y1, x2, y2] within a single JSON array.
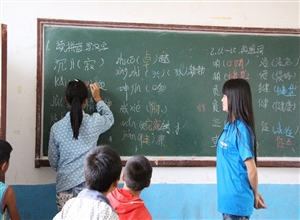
[[0, 140, 12, 165], [0, 140, 13, 174], [84, 146, 122, 193], [65, 79, 88, 139], [124, 155, 152, 191]]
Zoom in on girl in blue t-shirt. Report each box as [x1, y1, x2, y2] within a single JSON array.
[[217, 79, 266, 220], [48, 79, 114, 211], [0, 140, 20, 220]]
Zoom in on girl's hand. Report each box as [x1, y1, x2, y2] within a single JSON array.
[[90, 83, 102, 102], [254, 193, 267, 209]]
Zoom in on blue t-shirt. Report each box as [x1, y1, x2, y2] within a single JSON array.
[[0, 182, 8, 218], [48, 101, 114, 193], [216, 119, 255, 216]]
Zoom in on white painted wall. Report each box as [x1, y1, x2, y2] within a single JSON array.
[[1, 1, 299, 185]]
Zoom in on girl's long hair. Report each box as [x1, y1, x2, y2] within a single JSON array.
[[65, 79, 88, 139], [222, 78, 257, 163]]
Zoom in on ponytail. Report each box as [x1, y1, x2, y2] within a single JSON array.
[[65, 79, 88, 140], [70, 96, 83, 139]]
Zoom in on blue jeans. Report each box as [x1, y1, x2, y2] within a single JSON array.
[[223, 214, 250, 220], [56, 182, 86, 211]]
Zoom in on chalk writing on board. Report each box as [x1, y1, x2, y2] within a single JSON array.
[[208, 39, 299, 155], [210, 45, 264, 56], [53, 40, 109, 53], [258, 98, 268, 109], [261, 121, 269, 132], [41, 26, 299, 158], [273, 122, 299, 139], [274, 84, 297, 97], [116, 53, 140, 65], [50, 95, 64, 107]]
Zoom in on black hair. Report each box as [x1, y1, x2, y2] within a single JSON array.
[[65, 79, 88, 139], [0, 140, 13, 165], [84, 146, 122, 192], [222, 78, 257, 163], [124, 155, 152, 191]]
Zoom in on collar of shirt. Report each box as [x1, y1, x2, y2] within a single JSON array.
[[78, 188, 116, 212]]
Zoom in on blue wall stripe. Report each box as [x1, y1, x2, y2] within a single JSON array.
[[11, 184, 300, 220]]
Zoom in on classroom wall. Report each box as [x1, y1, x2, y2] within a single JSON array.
[[1, 1, 299, 220]]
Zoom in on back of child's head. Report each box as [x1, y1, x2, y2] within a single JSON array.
[[124, 155, 152, 191], [0, 140, 12, 165], [84, 145, 122, 192], [65, 79, 88, 139]]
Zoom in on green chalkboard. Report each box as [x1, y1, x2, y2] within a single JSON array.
[[35, 19, 300, 167]]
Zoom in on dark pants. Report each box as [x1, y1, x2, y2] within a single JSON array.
[[56, 182, 86, 211], [222, 214, 250, 220]]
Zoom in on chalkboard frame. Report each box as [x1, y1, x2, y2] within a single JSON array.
[[35, 18, 300, 168], [1, 24, 8, 183], [1, 24, 7, 141]]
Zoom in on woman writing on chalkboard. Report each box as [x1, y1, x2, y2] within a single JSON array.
[[48, 79, 114, 211], [217, 79, 266, 220]]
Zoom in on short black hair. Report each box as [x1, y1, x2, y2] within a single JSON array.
[[84, 146, 122, 192], [124, 155, 152, 191], [0, 140, 13, 165]]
